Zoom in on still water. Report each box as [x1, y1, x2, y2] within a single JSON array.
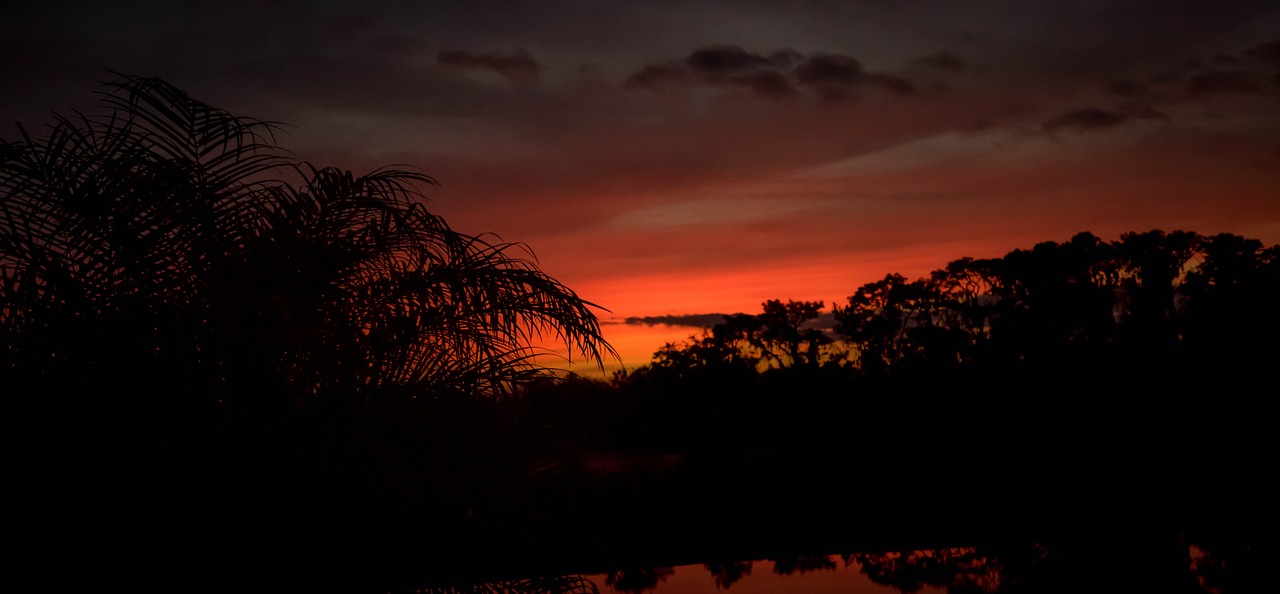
[[436, 537, 1252, 594], [588, 554, 957, 594]]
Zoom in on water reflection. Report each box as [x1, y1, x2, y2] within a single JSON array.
[[772, 554, 839, 575], [585, 549, 1007, 594], [850, 548, 1009, 594], [563, 536, 1258, 594], [605, 568, 676, 593], [396, 528, 1262, 594], [405, 575, 600, 594], [703, 560, 752, 589]]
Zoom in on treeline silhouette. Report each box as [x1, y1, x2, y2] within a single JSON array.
[[632, 229, 1278, 384], [3, 75, 1272, 591]]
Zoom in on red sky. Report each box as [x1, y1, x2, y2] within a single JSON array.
[[3, 1, 1278, 376]]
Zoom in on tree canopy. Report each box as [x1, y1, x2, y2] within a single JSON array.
[[626, 229, 1280, 388]]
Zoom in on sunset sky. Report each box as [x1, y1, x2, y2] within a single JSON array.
[[3, 1, 1278, 376]]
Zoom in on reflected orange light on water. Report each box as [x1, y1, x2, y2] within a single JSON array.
[[587, 557, 947, 594]]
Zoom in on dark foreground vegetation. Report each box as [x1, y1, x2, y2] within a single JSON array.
[[3, 76, 1274, 592]]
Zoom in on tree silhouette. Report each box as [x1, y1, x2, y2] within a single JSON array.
[[630, 227, 1279, 398], [756, 299, 832, 368], [1180, 232, 1280, 361], [1113, 229, 1200, 348], [833, 273, 967, 374], [640, 299, 837, 380], [0, 74, 615, 405]]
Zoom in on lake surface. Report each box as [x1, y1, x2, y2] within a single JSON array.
[[392, 527, 1260, 594], [588, 555, 956, 594]]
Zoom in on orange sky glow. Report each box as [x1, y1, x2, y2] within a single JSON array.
[[3, 1, 1278, 377]]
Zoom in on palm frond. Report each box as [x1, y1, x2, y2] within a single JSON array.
[[1, 73, 616, 403]]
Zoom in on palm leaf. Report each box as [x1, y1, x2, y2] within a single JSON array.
[[2, 73, 617, 403]]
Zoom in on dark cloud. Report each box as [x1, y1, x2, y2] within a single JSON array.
[[1243, 40, 1280, 65], [624, 61, 689, 90], [767, 49, 804, 69], [794, 53, 914, 99], [865, 73, 916, 94], [1187, 69, 1261, 96], [794, 54, 863, 85], [626, 45, 800, 98], [623, 314, 728, 327], [913, 51, 966, 71], [437, 49, 541, 84], [680, 44, 797, 97], [1041, 106, 1167, 133], [1210, 53, 1243, 67], [685, 44, 770, 74], [1241, 40, 1280, 87], [794, 54, 864, 101], [626, 46, 916, 101]]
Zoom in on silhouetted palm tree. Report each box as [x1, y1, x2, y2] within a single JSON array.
[[0, 74, 615, 405]]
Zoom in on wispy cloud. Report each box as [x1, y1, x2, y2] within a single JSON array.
[[1187, 69, 1262, 96], [1243, 40, 1280, 65], [685, 44, 771, 74], [437, 49, 541, 84], [624, 61, 688, 90], [1041, 106, 1168, 134], [622, 314, 730, 327]]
